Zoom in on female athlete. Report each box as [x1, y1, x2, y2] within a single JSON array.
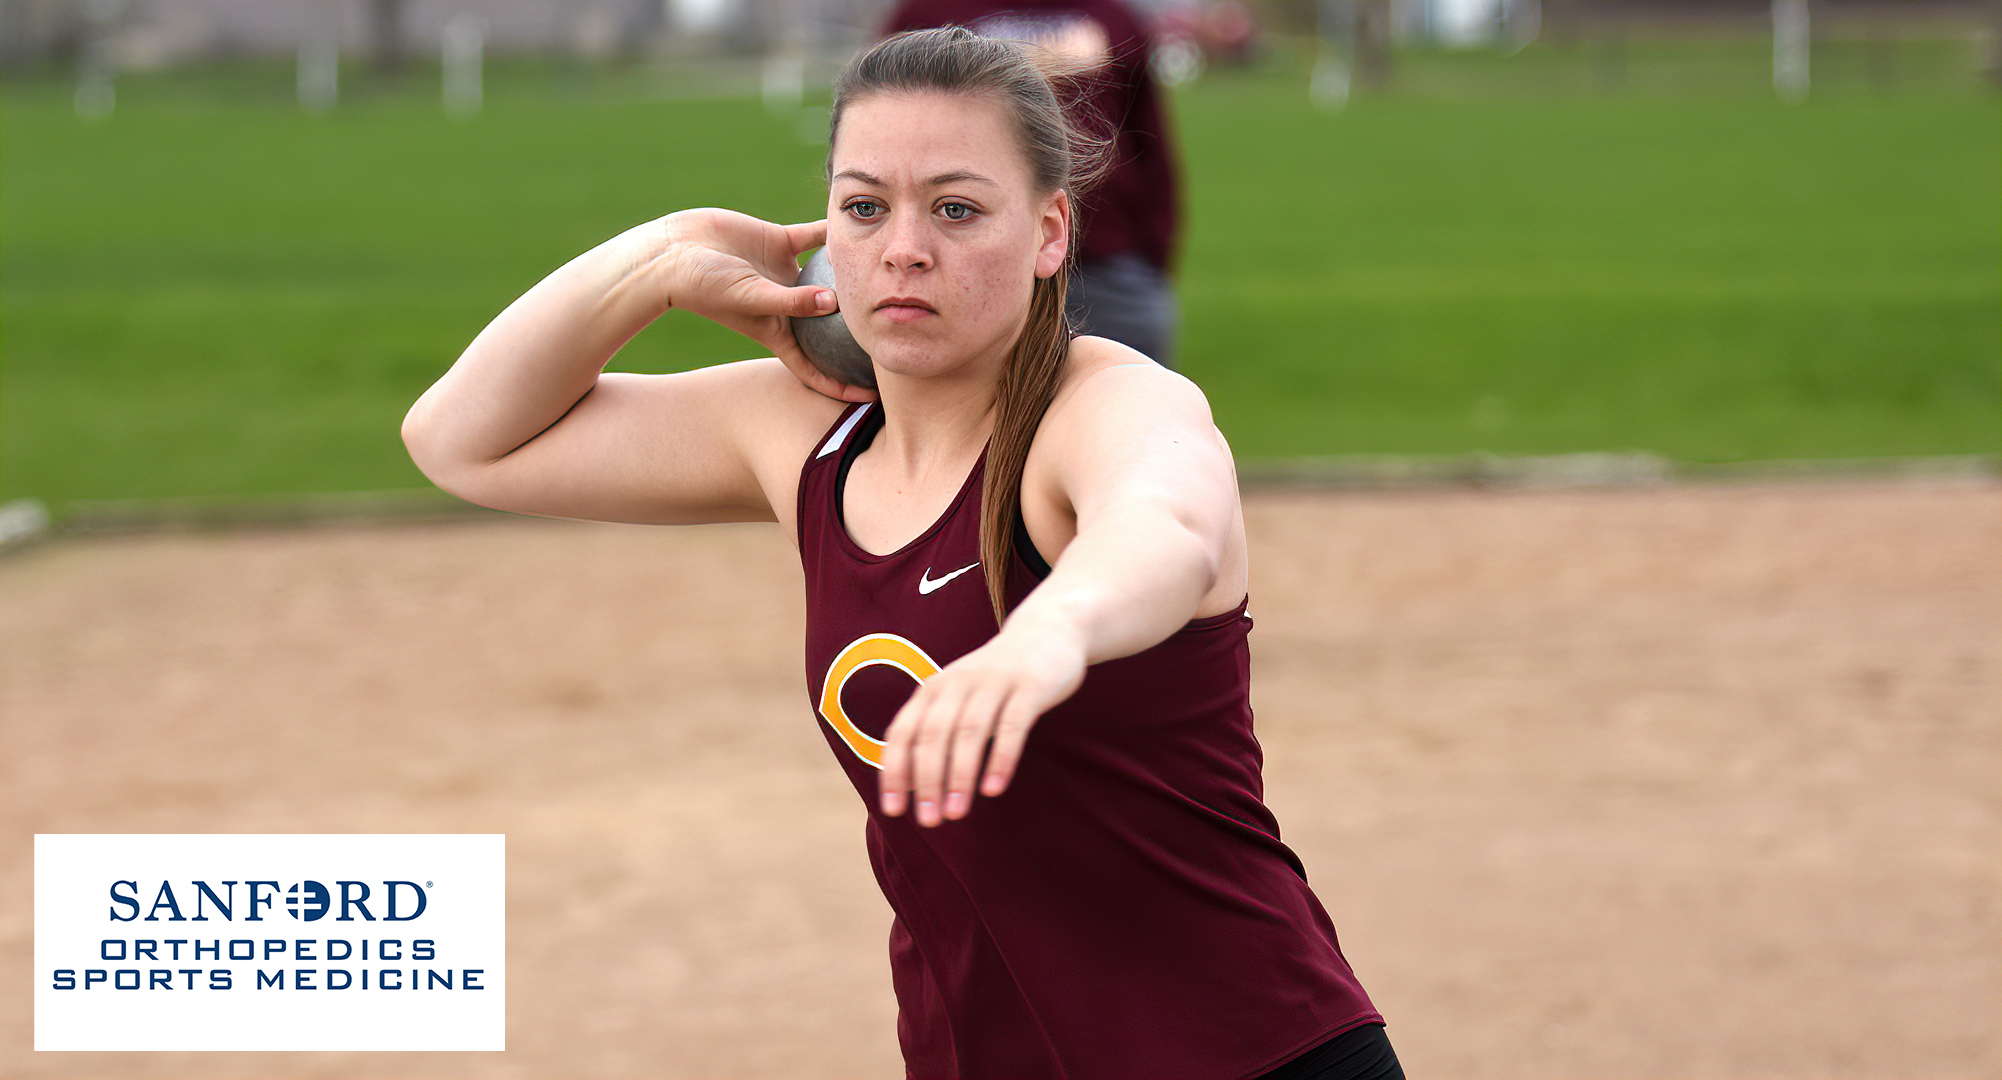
[[403, 26, 1399, 1080]]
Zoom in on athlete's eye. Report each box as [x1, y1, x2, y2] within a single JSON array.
[[938, 201, 974, 222], [845, 199, 883, 220]]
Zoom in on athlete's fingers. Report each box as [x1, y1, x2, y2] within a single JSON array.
[[773, 335, 876, 403], [722, 269, 836, 319], [906, 682, 973, 828], [882, 678, 954, 822], [942, 682, 1011, 821], [786, 284, 840, 318], [725, 271, 874, 403], [782, 218, 829, 256], [877, 683, 930, 816], [980, 692, 1043, 798]]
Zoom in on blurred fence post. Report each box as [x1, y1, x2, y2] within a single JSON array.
[[73, 35, 112, 119], [443, 13, 484, 118], [1774, 0, 1810, 101], [763, 0, 805, 117], [1313, 0, 1355, 109], [297, 4, 339, 114], [72, 3, 117, 120]]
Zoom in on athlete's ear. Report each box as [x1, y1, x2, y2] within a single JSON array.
[[1033, 189, 1069, 280]]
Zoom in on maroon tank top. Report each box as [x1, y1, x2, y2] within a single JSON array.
[[797, 403, 1381, 1080]]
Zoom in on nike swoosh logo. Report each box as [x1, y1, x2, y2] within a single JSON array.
[[918, 562, 980, 596]]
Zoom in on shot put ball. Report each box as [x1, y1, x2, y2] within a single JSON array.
[[790, 248, 876, 390]]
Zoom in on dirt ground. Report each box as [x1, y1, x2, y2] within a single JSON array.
[[3, 480, 1997, 1079]]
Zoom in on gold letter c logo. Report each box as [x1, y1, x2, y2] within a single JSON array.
[[817, 633, 942, 769]]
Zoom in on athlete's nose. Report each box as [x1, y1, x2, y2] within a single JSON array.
[[879, 210, 933, 273]]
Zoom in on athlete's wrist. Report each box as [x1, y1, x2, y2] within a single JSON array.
[[624, 215, 695, 314], [996, 601, 1091, 670]]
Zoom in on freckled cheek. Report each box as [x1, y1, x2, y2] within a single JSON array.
[[826, 241, 874, 299], [967, 248, 1034, 305]]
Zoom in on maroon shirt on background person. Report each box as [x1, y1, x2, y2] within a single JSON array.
[[799, 402, 1382, 1079], [881, 0, 1180, 274]]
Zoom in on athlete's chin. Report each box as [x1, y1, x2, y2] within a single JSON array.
[[863, 339, 987, 382]]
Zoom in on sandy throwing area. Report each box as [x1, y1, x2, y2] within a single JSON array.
[[3, 481, 1997, 1078]]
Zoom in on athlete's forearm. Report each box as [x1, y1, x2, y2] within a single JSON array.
[[878, 496, 1219, 825], [402, 218, 675, 487]]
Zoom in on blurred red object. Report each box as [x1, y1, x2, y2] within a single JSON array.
[[1150, 1, 1259, 66]]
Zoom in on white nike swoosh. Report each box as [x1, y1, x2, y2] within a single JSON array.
[[917, 562, 980, 596]]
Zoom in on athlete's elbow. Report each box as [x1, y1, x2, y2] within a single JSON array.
[[400, 402, 432, 466], [1176, 519, 1225, 598], [1121, 510, 1221, 612], [400, 403, 454, 488], [1150, 495, 1226, 590], [402, 405, 494, 509]]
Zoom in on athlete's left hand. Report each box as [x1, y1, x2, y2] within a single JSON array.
[[877, 622, 1088, 827]]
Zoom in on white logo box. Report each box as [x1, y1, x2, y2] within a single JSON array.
[[35, 834, 504, 1051]]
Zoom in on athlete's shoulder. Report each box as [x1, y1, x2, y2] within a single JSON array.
[[1048, 335, 1214, 432], [1024, 336, 1230, 522]]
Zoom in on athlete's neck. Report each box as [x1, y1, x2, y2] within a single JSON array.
[[864, 366, 997, 483]]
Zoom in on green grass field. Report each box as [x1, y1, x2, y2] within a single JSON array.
[[3, 38, 1996, 510]]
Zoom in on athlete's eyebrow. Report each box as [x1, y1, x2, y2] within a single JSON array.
[[832, 169, 1000, 189], [925, 171, 999, 189]]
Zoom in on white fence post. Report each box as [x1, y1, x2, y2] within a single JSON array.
[[443, 13, 486, 118], [298, 13, 339, 114], [1313, 0, 1355, 109], [1774, 0, 1810, 101]]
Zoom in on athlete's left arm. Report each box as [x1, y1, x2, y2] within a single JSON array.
[[1014, 361, 1244, 662], [877, 361, 1244, 827]]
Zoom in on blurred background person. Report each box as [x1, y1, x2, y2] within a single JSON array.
[[881, 0, 1184, 367]]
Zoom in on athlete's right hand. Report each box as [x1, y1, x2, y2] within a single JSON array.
[[656, 209, 875, 404]]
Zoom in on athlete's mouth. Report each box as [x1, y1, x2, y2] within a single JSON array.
[[875, 297, 937, 325]]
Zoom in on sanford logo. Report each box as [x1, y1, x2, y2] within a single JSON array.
[[38, 834, 503, 1050], [108, 880, 429, 922]]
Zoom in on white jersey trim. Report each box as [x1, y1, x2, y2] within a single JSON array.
[[816, 403, 874, 460]]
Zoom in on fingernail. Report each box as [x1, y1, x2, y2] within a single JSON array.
[[944, 792, 967, 818], [917, 800, 937, 826], [815, 289, 835, 312], [881, 792, 903, 815]]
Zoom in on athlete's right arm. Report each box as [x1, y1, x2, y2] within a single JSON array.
[[401, 209, 870, 527]]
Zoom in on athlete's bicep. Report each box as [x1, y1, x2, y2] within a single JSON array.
[[425, 358, 840, 527], [1012, 357, 1246, 648], [1037, 363, 1239, 553]]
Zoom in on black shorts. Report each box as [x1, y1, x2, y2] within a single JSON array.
[[1254, 1023, 1404, 1080]]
